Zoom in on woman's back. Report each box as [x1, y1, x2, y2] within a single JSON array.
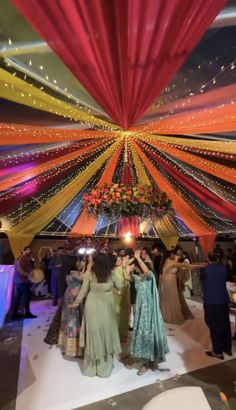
[[88, 273, 116, 293]]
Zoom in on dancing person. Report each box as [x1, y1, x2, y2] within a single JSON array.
[[113, 255, 130, 343], [124, 250, 169, 375], [44, 255, 91, 348], [58, 258, 90, 357], [124, 248, 135, 331], [12, 247, 37, 319], [159, 251, 203, 324], [201, 252, 232, 360], [141, 247, 154, 271], [72, 253, 123, 377]]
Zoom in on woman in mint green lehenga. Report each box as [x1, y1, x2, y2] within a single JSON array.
[[72, 253, 123, 378], [124, 250, 169, 375]]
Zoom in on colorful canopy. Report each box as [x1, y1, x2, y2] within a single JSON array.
[[0, 0, 235, 256]]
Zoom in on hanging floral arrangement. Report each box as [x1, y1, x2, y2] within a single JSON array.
[[83, 183, 171, 220]]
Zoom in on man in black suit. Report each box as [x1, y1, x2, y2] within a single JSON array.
[[201, 252, 232, 360]]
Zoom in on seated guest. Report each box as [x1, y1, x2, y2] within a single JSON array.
[[73, 253, 123, 378], [12, 247, 37, 319], [201, 252, 232, 360]]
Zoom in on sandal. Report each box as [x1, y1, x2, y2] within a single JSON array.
[[137, 364, 149, 376]]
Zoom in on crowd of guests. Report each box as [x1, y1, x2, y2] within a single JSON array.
[[12, 241, 235, 377]]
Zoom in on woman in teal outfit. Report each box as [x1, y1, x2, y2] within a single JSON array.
[[124, 250, 169, 375]]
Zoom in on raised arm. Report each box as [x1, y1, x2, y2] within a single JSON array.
[[134, 250, 151, 276], [174, 261, 206, 270], [123, 265, 132, 281]]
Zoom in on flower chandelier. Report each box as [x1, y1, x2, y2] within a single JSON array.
[[83, 183, 171, 221]]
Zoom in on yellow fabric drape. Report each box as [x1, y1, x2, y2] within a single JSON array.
[[154, 215, 180, 250], [130, 139, 179, 246], [136, 133, 236, 154], [0, 68, 117, 130], [7, 140, 121, 257], [157, 234, 180, 250], [130, 144, 151, 186]]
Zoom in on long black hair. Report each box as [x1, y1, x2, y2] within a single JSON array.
[[93, 253, 111, 283], [107, 253, 116, 271], [159, 250, 175, 275]]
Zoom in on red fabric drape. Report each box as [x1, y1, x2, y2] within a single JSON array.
[[140, 142, 236, 223], [123, 163, 133, 186], [12, 0, 226, 128], [199, 234, 216, 256], [118, 216, 140, 237]]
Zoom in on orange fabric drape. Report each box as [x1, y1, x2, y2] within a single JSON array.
[[134, 102, 236, 134], [97, 142, 124, 186], [199, 234, 216, 256], [0, 140, 106, 190], [147, 84, 236, 116], [70, 208, 97, 236], [131, 140, 216, 237], [144, 138, 236, 184], [0, 124, 116, 145]]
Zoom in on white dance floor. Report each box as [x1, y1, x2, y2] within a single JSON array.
[[16, 300, 234, 410]]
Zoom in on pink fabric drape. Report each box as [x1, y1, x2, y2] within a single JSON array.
[[12, 0, 226, 128]]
